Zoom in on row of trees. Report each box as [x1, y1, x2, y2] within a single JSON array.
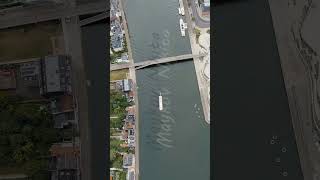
[[110, 90, 131, 129], [110, 89, 134, 170]]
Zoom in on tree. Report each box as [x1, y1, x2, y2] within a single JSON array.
[[112, 155, 123, 169], [111, 117, 123, 129], [110, 90, 130, 116], [194, 28, 201, 43], [0, 94, 59, 173], [119, 171, 127, 180], [23, 159, 47, 177]]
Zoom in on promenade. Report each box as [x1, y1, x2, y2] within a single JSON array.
[[183, 0, 210, 124]]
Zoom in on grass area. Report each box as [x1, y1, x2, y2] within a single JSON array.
[[111, 69, 129, 81], [0, 20, 62, 62]]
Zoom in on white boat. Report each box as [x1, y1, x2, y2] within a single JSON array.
[[178, 0, 185, 15], [178, 8, 181, 15], [180, 18, 185, 37], [180, 7, 185, 16], [159, 92, 163, 111]]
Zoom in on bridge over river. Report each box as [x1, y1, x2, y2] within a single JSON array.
[[110, 53, 206, 71]]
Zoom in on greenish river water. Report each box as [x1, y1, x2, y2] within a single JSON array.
[[123, 0, 210, 179]]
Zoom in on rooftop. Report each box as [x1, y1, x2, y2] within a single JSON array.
[[0, 69, 16, 90]]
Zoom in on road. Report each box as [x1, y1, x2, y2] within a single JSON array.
[[61, 15, 91, 180], [0, 1, 108, 29], [79, 12, 107, 26], [189, 0, 209, 28], [110, 53, 206, 71]]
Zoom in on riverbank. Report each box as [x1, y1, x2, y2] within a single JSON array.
[[183, 0, 210, 124], [118, 0, 140, 179], [268, 0, 320, 178]]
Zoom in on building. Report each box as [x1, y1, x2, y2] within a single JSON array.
[[39, 55, 72, 96], [122, 79, 132, 92], [127, 135, 135, 148], [50, 95, 74, 114], [52, 112, 75, 129], [121, 121, 134, 142], [48, 95, 75, 129], [122, 154, 134, 169], [0, 69, 16, 90], [19, 61, 40, 81], [110, 80, 123, 91], [110, 20, 124, 52], [127, 169, 135, 180], [115, 53, 129, 63], [200, 0, 210, 17], [124, 106, 135, 127], [49, 142, 80, 180], [128, 90, 134, 102], [126, 106, 135, 116]]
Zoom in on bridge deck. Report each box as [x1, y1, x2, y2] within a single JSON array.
[[110, 53, 205, 71], [79, 12, 107, 26], [0, 1, 108, 29]]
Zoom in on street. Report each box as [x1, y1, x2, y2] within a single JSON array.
[[189, 0, 209, 28]]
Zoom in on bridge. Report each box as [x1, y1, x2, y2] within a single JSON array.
[[0, 1, 108, 29], [110, 53, 206, 71], [79, 12, 107, 26]]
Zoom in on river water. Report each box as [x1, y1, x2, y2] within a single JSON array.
[[123, 0, 210, 179], [213, 0, 303, 179], [81, 22, 108, 180]]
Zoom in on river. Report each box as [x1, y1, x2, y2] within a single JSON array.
[[213, 0, 303, 179], [123, 0, 210, 179], [81, 21, 108, 180]]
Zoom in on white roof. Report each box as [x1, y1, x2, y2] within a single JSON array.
[[204, 0, 210, 6]]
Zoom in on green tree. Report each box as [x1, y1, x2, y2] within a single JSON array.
[[23, 159, 47, 177], [194, 28, 201, 43], [119, 171, 127, 180], [112, 155, 123, 169]]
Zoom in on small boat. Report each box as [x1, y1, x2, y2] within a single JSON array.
[[159, 92, 163, 111], [180, 7, 185, 16], [178, 0, 185, 15], [180, 18, 185, 36], [178, 8, 181, 15]]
